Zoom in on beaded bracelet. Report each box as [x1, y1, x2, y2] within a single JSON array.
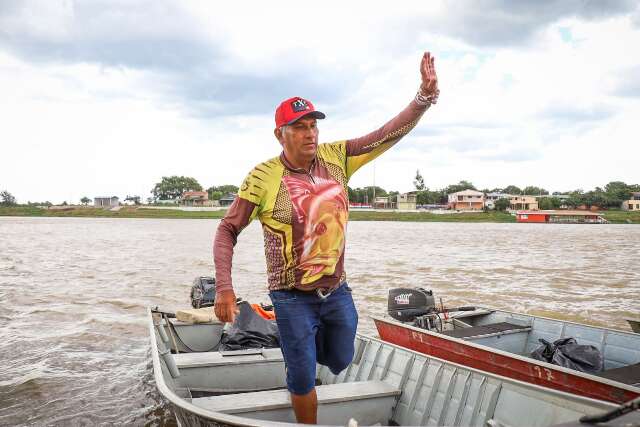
[[415, 88, 439, 106]]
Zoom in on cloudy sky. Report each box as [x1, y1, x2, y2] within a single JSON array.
[[1, 0, 639, 204]]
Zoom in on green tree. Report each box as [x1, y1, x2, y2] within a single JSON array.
[[444, 180, 476, 195], [503, 185, 522, 195], [0, 190, 16, 206], [347, 186, 387, 204], [413, 169, 425, 190], [207, 185, 239, 200], [125, 195, 141, 205], [538, 197, 562, 210], [416, 189, 446, 205], [80, 196, 91, 205], [582, 190, 608, 208], [218, 185, 239, 194], [565, 190, 585, 209], [366, 186, 387, 203], [494, 198, 510, 211], [522, 186, 548, 196], [604, 181, 632, 206], [152, 176, 203, 201]]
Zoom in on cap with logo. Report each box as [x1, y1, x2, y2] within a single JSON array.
[[275, 97, 326, 128]]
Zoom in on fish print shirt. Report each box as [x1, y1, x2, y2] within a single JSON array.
[[214, 98, 430, 293]]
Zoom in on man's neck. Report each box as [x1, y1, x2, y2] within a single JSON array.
[[281, 152, 314, 172]]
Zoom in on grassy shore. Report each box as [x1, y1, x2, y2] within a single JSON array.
[[0, 206, 227, 219], [2, 205, 639, 223]]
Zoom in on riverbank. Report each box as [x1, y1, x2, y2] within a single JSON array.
[[2, 206, 639, 223]]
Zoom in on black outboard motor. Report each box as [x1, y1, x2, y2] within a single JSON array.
[[387, 288, 436, 322], [190, 276, 216, 308]]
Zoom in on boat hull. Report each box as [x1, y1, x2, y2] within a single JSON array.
[[374, 317, 640, 404], [149, 308, 619, 426]]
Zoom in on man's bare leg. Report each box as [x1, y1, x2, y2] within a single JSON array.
[[291, 388, 318, 424]]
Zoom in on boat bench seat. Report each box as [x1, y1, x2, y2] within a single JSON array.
[[173, 348, 284, 369], [191, 380, 401, 423], [597, 362, 640, 386], [442, 322, 532, 339], [174, 348, 287, 393]]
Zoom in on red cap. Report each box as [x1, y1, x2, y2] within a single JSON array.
[[274, 97, 326, 128]]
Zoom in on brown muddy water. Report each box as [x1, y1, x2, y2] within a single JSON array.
[[1, 217, 638, 426]]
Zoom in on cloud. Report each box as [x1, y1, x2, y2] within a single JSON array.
[[537, 104, 616, 124], [0, 1, 203, 67], [422, 0, 638, 47], [0, 1, 366, 117], [612, 65, 640, 97], [1, 1, 639, 202]]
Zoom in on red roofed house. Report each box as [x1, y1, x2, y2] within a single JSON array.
[[181, 191, 209, 207]]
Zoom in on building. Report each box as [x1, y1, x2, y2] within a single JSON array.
[[447, 190, 484, 210], [94, 196, 119, 208], [622, 192, 640, 211], [509, 195, 538, 211], [396, 192, 417, 210], [516, 210, 607, 224], [181, 191, 209, 207], [219, 193, 237, 207], [373, 196, 393, 209], [484, 192, 510, 210]]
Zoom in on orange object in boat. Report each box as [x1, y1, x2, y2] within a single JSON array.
[[251, 303, 276, 320]]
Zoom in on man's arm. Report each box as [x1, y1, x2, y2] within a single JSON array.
[[213, 197, 257, 322], [344, 52, 439, 178]]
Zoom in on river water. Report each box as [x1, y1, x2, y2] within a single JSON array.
[[1, 217, 638, 426]]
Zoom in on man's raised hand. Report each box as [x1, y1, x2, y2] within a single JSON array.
[[420, 51, 439, 98]]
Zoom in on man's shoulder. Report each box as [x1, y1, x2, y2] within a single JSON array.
[[318, 141, 347, 164], [248, 156, 283, 177], [238, 156, 283, 205]]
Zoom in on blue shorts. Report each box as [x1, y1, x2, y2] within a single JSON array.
[[269, 283, 358, 395]]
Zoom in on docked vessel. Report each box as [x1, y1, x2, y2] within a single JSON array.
[[374, 288, 640, 404]]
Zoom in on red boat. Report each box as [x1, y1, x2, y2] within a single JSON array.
[[374, 289, 640, 404]]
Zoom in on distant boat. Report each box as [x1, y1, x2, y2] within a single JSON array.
[[516, 210, 608, 223], [375, 290, 640, 404], [148, 306, 620, 426]]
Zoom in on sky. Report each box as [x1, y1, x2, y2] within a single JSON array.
[[1, 0, 639, 204]]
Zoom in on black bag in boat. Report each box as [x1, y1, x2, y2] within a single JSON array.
[[190, 276, 216, 308], [530, 337, 604, 374], [219, 302, 280, 351]]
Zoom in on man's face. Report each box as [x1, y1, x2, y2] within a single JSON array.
[[277, 116, 319, 163]]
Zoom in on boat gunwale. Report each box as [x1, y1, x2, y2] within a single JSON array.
[[470, 305, 640, 337], [147, 309, 295, 427], [372, 313, 640, 394], [148, 308, 616, 426]]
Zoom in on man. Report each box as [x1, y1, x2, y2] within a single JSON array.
[[214, 51, 439, 424]]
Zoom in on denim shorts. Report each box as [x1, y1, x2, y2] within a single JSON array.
[[269, 283, 358, 395]]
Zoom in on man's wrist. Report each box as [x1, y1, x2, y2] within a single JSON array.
[[415, 87, 439, 107]]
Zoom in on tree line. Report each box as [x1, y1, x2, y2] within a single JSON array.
[[348, 170, 640, 209], [151, 176, 238, 201], [2, 174, 638, 208]]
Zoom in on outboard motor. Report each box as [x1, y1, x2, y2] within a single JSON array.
[[190, 276, 216, 308], [387, 288, 436, 322]]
